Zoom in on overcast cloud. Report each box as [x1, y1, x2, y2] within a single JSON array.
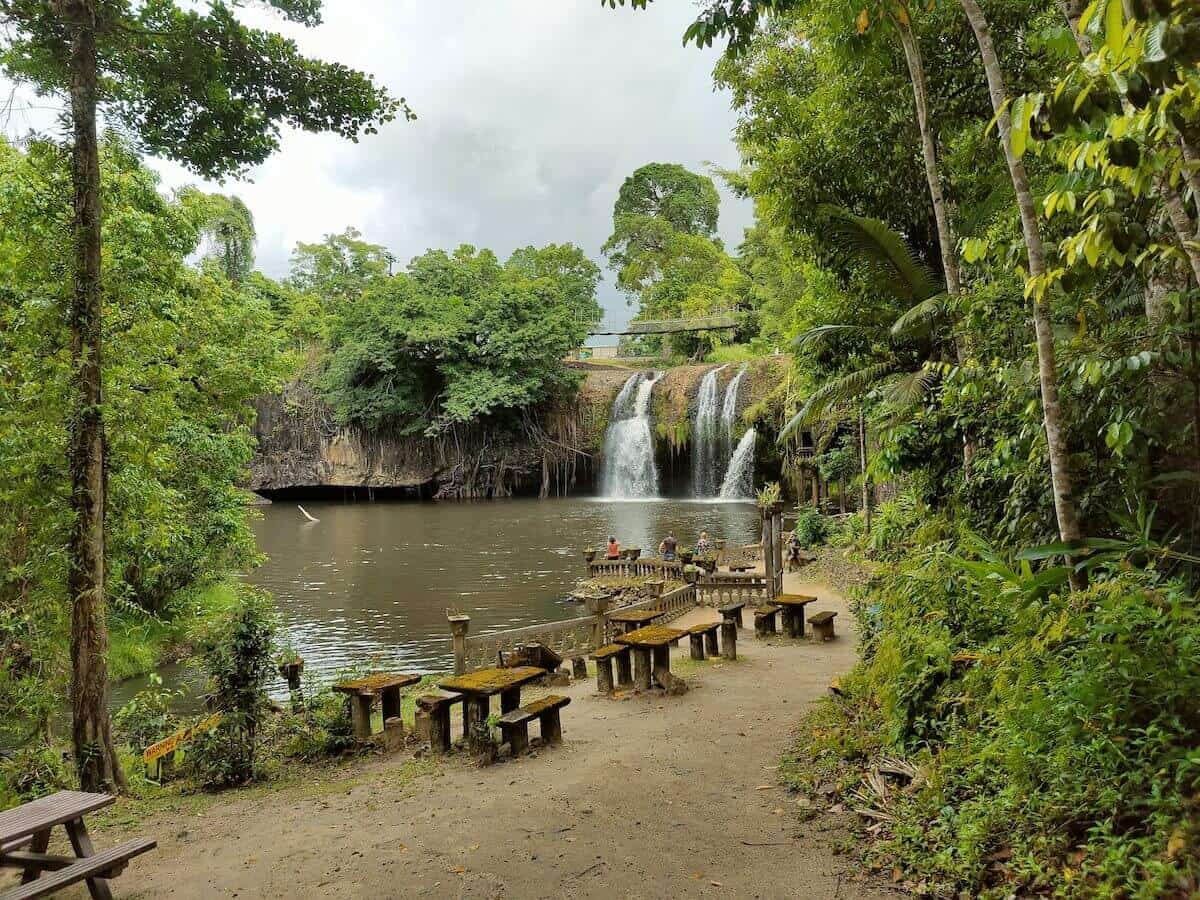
[[2, 1, 753, 335]]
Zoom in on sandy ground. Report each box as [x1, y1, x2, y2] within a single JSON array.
[[49, 573, 894, 899]]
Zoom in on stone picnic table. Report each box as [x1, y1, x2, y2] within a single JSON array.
[[438, 666, 546, 734], [773, 594, 818, 638], [606, 608, 665, 635], [0, 791, 156, 899], [615, 624, 687, 693], [332, 672, 422, 742]]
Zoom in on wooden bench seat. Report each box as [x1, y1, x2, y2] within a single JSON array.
[[684, 623, 720, 660], [808, 610, 838, 642], [1, 837, 156, 900], [415, 691, 465, 754], [718, 601, 746, 629], [589, 644, 632, 694], [497, 695, 570, 755], [754, 604, 782, 638]]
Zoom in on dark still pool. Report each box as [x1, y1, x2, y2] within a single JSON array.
[[246, 496, 759, 680]]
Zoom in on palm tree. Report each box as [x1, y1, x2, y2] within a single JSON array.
[[780, 209, 956, 440]]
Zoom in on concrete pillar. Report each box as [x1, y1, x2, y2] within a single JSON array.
[[448, 614, 471, 675]]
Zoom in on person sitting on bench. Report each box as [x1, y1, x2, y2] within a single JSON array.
[[659, 531, 678, 561], [606, 536, 621, 559]]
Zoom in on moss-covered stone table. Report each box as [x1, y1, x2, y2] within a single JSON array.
[[438, 666, 547, 737], [615, 624, 686, 693]]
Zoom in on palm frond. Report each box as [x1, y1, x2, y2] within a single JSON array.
[[890, 292, 953, 337], [792, 323, 875, 350], [882, 365, 940, 408], [779, 361, 897, 441], [819, 205, 943, 303]]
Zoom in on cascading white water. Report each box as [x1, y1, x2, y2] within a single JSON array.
[[599, 371, 661, 498], [718, 427, 757, 499], [720, 363, 748, 455], [691, 364, 728, 496]]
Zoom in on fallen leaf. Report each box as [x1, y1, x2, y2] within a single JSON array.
[[710, 881, 723, 887], [469, 843, 480, 851], [756, 784, 772, 791], [453, 865, 466, 875]]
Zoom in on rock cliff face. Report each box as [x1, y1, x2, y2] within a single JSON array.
[[247, 360, 788, 498], [247, 367, 630, 498]]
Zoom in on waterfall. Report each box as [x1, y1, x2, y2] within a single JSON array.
[[599, 371, 661, 498], [720, 364, 748, 455], [719, 427, 757, 499], [691, 365, 728, 496]]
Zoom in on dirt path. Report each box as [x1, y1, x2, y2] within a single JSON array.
[[101, 574, 891, 898]]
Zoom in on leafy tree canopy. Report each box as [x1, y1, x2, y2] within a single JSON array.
[[603, 162, 722, 293], [0, 0, 406, 179], [321, 244, 594, 433]]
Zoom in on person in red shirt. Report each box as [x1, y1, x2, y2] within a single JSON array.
[[606, 536, 621, 559]]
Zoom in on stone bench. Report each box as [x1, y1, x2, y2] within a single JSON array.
[[718, 601, 746, 629], [415, 691, 465, 754], [590, 644, 632, 694], [754, 605, 782, 638], [684, 623, 720, 660], [808, 610, 838, 642], [497, 695, 571, 755]]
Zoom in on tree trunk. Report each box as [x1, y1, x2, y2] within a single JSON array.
[[897, 22, 962, 302], [1160, 180, 1200, 462], [959, 0, 1084, 585], [858, 407, 871, 534], [60, 0, 125, 793], [896, 21, 976, 475], [1058, 0, 1093, 54]]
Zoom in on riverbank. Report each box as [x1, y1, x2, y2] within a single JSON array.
[[83, 571, 893, 899]]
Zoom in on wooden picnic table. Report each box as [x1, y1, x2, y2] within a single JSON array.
[[615, 624, 686, 692], [438, 666, 546, 735], [332, 672, 422, 741], [0, 791, 156, 899], [773, 594, 818, 638], [606, 608, 665, 635]]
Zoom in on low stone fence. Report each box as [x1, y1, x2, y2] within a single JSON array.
[[448, 581, 698, 675], [585, 558, 683, 579], [696, 572, 770, 607]]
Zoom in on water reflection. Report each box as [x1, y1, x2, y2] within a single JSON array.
[[109, 495, 759, 706], [250, 496, 757, 680]]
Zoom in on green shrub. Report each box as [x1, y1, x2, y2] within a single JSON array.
[[792, 506, 830, 548], [113, 674, 183, 752], [0, 745, 70, 807], [793, 544, 1200, 898], [183, 589, 277, 790], [273, 684, 355, 761]]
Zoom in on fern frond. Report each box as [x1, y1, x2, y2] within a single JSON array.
[[818, 206, 943, 303], [792, 323, 875, 350], [891, 292, 952, 336], [881, 365, 939, 407], [779, 361, 897, 441]]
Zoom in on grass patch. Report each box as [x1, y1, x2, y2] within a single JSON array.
[[108, 580, 242, 682]]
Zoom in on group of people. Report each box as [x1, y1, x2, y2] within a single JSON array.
[[604, 530, 713, 562]]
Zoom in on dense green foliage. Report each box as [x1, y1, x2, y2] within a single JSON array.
[[320, 243, 597, 433], [606, 0, 1200, 891], [0, 138, 290, 751]]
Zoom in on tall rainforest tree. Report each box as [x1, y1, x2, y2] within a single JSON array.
[[609, 0, 1084, 571], [0, 0, 403, 792]]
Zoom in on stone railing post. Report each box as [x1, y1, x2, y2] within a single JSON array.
[[448, 614, 471, 675], [585, 594, 611, 649]]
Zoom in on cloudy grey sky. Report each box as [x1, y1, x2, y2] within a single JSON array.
[[3, 2, 753, 335]]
